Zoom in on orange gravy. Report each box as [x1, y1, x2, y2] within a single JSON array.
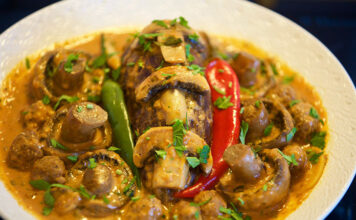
[[0, 32, 327, 220]]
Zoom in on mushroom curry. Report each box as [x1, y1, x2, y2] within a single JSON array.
[[0, 18, 327, 219]]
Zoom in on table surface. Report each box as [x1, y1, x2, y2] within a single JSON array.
[[0, 0, 355, 219]]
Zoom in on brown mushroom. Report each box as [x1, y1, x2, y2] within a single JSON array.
[[230, 52, 260, 87], [217, 148, 291, 212], [7, 131, 43, 170], [223, 144, 264, 183], [49, 102, 112, 152], [64, 150, 136, 217], [31, 156, 66, 184]]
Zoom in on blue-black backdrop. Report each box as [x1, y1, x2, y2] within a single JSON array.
[[0, 0, 354, 219]]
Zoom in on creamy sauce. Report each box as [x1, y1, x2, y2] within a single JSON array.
[[0, 31, 327, 220]]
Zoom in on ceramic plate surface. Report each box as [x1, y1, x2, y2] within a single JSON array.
[[0, 0, 355, 219]]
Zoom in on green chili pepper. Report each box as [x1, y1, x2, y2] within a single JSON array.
[[101, 80, 140, 187]]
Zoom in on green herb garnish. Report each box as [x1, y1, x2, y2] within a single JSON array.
[[239, 121, 249, 145], [213, 86, 226, 95], [188, 33, 199, 41], [88, 158, 97, 169], [286, 127, 297, 142], [185, 44, 195, 62], [25, 57, 31, 69], [54, 95, 79, 110], [277, 149, 299, 166], [310, 132, 326, 149], [66, 155, 78, 163], [152, 19, 168, 28], [214, 96, 234, 109], [187, 64, 205, 76], [187, 157, 200, 168], [42, 95, 50, 105], [64, 54, 79, 73], [264, 123, 273, 136], [50, 139, 67, 150], [155, 150, 167, 159], [164, 36, 183, 46], [289, 99, 300, 107]]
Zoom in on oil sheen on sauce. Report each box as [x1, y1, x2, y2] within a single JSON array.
[[0, 31, 327, 220]]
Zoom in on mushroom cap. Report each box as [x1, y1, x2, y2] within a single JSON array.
[[135, 66, 210, 102], [133, 127, 212, 174]]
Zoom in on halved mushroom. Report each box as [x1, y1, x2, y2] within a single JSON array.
[[48, 102, 112, 152], [59, 149, 136, 217], [31, 49, 105, 104], [133, 127, 212, 197], [230, 52, 260, 87], [243, 98, 294, 149], [217, 148, 291, 212], [135, 66, 210, 102]]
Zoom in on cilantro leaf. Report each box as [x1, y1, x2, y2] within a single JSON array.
[[239, 121, 249, 144], [164, 36, 183, 46], [187, 64, 205, 76], [64, 54, 79, 73], [286, 127, 297, 142], [264, 123, 273, 136], [277, 149, 299, 166], [178, 16, 190, 29], [53, 95, 79, 110], [88, 158, 97, 169], [309, 107, 320, 119], [42, 95, 50, 105], [155, 150, 167, 159], [30, 179, 51, 190], [214, 96, 234, 109], [50, 139, 68, 151], [310, 132, 326, 149], [289, 99, 300, 107], [66, 155, 78, 163], [152, 19, 168, 28], [185, 44, 195, 62], [187, 157, 200, 168], [199, 145, 210, 164]]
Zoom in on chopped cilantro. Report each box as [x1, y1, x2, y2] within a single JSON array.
[[307, 149, 324, 164], [283, 75, 295, 84], [218, 52, 229, 60], [188, 33, 199, 42], [240, 87, 255, 95], [155, 150, 167, 159], [271, 63, 279, 75], [91, 35, 107, 68], [263, 184, 268, 191], [178, 16, 190, 29], [42, 95, 50, 105], [218, 69, 225, 73], [213, 86, 226, 95], [86, 103, 94, 109], [112, 66, 121, 80], [88, 158, 97, 169], [187, 64, 205, 76], [25, 57, 31, 69], [77, 105, 83, 113], [66, 155, 78, 163], [240, 107, 245, 114], [152, 19, 168, 28], [127, 62, 135, 66], [310, 132, 326, 149], [309, 107, 320, 119], [108, 146, 120, 151], [50, 139, 67, 151], [255, 100, 261, 108], [187, 157, 200, 168], [103, 195, 110, 204], [131, 196, 140, 201], [237, 197, 245, 206], [287, 127, 297, 142], [289, 99, 300, 107], [264, 123, 273, 136], [185, 44, 195, 62], [199, 145, 210, 164], [277, 149, 299, 166], [87, 95, 101, 103], [190, 197, 212, 207], [228, 81, 232, 88], [116, 169, 123, 175], [30, 179, 51, 190], [214, 96, 234, 109], [239, 121, 249, 144], [54, 95, 79, 110], [64, 54, 79, 73]]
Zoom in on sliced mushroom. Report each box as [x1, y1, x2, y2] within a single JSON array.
[[158, 29, 186, 64], [63, 149, 136, 217], [135, 65, 210, 102], [134, 127, 212, 173], [217, 148, 291, 212], [49, 102, 112, 152], [246, 98, 294, 149]]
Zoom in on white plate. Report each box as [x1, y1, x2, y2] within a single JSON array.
[[0, 0, 355, 219]]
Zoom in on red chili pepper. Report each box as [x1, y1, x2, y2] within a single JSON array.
[[174, 58, 241, 198]]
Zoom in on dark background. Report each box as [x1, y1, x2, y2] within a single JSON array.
[[0, 0, 355, 219]]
